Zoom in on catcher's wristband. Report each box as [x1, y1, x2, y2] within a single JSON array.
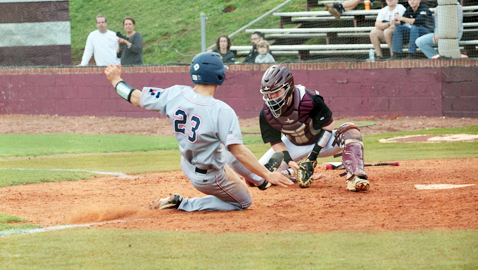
[[308, 129, 332, 161], [115, 81, 135, 103], [282, 150, 292, 164]]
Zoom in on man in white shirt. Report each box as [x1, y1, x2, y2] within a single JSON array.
[[369, 0, 407, 60], [79, 15, 119, 66]]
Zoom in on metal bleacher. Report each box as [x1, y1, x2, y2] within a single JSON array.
[[230, 0, 478, 61]]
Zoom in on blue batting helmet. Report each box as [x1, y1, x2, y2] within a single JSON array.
[[190, 52, 227, 85]]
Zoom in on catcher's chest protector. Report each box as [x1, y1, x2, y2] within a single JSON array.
[[264, 86, 318, 145]]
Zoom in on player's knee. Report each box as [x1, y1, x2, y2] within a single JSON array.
[[242, 197, 253, 210], [334, 122, 362, 146]]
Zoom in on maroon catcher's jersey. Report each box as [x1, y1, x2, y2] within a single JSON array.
[[260, 85, 333, 146]]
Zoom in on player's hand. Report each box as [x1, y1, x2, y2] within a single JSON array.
[[265, 171, 293, 187], [105, 63, 123, 86], [287, 160, 300, 175]]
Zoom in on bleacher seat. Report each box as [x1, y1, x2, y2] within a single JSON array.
[[233, 1, 478, 60]]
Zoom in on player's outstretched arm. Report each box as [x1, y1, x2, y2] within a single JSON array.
[[105, 63, 141, 107], [228, 144, 293, 187]]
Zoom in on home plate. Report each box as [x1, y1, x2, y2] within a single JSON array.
[[414, 184, 475, 190]]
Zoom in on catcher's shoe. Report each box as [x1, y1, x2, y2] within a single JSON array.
[[325, 3, 343, 19], [347, 176, 370, 192], [257, 180, 272, 190], [149, 193, 183, 210]]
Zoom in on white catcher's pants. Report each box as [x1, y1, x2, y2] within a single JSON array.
[[258, 131, 342, 172]]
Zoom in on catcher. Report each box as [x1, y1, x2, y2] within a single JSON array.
[[257, 65, 369, 192]]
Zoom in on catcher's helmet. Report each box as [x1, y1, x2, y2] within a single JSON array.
[[260, 65, 295, 118], [190, 52, 227, 85]]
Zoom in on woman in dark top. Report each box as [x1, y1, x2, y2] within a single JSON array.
[[118, 17, 143, 65], [213, 35, 236, 63]]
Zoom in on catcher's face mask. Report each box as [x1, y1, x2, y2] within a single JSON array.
[[261, 83, 292, 118]]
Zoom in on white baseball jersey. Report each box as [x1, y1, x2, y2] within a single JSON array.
[[140, 85, 243, 170]]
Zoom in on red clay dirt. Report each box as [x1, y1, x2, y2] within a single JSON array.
[[0, 115, 477, 232]]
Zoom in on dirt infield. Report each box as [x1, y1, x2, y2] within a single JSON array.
[[0, 115, 477, 232], [0, 159, 477, 232]]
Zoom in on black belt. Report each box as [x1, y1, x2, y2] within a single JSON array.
[[195, 167, 207, 174]]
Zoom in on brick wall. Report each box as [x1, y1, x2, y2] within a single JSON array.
[[441, 66, 478, 118], [0, 60, 477, 118]]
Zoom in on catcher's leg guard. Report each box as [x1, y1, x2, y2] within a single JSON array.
[[334, 123, 370, 192]]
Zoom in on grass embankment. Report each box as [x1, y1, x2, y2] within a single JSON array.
[[69, 0, 308, 65]]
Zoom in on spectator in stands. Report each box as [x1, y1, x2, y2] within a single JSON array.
[[390, 0, 434, 59], [117, 17, 143, 66], [79, 15, 119, 66], [416, 2, 463, 59], [243, 31, 264, 63], [369, 0, 407, 60], [212, 35, 236, 63], [255, 40, 275, 63], [325, 0, 363, 19]]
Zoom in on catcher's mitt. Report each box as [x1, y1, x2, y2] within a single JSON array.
[[297, 157, 317, 188], [264, 151, 284, 172]]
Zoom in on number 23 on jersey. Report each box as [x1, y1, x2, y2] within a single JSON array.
[[173, 108, 202, 143]]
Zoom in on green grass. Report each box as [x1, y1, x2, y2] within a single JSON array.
[[241, 120, 378, 135], [0, 228, 477, 269], [0, 213, 40, 232], [0, 134, 178, 158], [69, 0, 309, 65], [1, 126, 477, 188], [0, 213, 27, 224], [364, 125, 478, 161], [0, 133, 259, 158], [0, 168, 98, 187], [0, 150, 182, 188]]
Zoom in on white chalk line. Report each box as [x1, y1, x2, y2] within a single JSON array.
[[0, 220, 128, 237], [0, 218, 157, 237], [415, 184, 475, 190], [0, 168, 130, 178]]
